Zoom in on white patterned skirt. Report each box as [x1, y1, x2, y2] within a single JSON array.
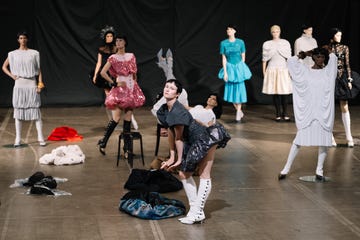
[[12, 78, 41, 120], [262, 67, 292, 94], [293, 120, 332, 147]]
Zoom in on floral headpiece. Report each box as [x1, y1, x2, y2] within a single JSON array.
[[100, 25, 116, 40]]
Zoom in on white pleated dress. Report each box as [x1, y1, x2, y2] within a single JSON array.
[[8, 49, 41, 120], [287, 53, 337, 146]]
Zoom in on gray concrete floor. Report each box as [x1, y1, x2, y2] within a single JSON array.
[[1, 104, 360, 240]]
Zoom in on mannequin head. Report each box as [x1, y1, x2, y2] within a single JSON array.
[[270, 25, 281, 39], [100, 25, 116, 45], [301, 24, 313, 36], [226, 24, 237, 37], [330, 27, 342, 43]]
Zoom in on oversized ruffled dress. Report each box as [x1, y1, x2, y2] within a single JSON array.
[[157, 101, 230, 172], [262, 39, 292, 94], [287, 53, 337, 146], [8, 49, 41, 120], [105, 53, 145, 109], [218, 38, 252, 103]]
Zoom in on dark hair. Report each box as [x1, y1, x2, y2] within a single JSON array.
[[17, 30, 29, 39], [312, 47, 330, 65], [206, 93, 223, 119], [115, 35, 128, 47], [300, 24, 312, 33], [165, 79, 183, 94], [100, 25, 116, 44], [329, 27, 342, 40], [226, 24, 237, 32]]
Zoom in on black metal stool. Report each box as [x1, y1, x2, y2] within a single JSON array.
[[117, 131, 144, 168], [155, 123, 168, 156]]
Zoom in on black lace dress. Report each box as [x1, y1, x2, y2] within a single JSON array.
[[328, 42, 360, 100]]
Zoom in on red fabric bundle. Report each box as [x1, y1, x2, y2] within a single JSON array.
[[47, 126, 83, 141]]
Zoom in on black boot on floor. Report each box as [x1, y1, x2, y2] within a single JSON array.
[[98, 120, 118, 155]]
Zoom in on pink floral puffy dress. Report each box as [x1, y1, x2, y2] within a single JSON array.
[[105, 53, 145, 109]]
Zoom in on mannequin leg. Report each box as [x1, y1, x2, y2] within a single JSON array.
[[14, 119, 22, 147], [235, 104, 243, 121], [331, 134, 337, 147], [35, 119, 46, 146], [279, 143, 300, 179], [315, 146, 328, 181], [273, 95, 281, 121], [131, 114, 138, 130], [281, 95, 290, 121], [342, 111, 354, 147]]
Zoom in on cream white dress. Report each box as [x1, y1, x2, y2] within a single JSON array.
[[262, 39, 292, 94]]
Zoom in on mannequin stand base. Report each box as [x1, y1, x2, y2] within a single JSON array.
[[299, 175, 330, 182]]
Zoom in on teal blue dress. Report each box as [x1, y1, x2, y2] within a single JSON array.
[[218, 38, 252, 103]]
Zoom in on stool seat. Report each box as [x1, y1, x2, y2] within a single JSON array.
[[117, 131, 144, 168]]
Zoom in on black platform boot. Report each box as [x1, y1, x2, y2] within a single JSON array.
[[122, 120, 132, 160], [98, 120, 118, 155]]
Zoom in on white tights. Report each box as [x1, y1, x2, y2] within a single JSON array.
[[281, 143, 328, 176], [14, 119, 44, 144]]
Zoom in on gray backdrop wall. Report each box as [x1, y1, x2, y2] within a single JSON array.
[[0, 0, 359, 107]]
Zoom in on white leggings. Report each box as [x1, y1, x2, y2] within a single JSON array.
[[15, 119, 44, 144], [281, 143, 328, 176]]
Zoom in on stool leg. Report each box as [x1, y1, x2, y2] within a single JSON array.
[[155, 124, 161, 156], [140, 135, 145, 166], [127, 134, 134, 168], [117, 133, 122, 166]]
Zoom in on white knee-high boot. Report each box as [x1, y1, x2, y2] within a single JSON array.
[[280, 143, 300, 175], [180, 178, 211, 224], [14, 119, 22, 146], [35, 119, 46, 146], [181, 177, 197, 208], [316, 146, 328, 176], [342, 112, 354, 147], [179, 177, 198, 221]]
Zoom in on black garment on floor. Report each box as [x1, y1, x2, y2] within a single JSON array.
[[124, 169, 183, 193], [22, 171, 58, 195]]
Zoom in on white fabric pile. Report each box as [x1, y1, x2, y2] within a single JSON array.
[[39, 145, 85, 165]]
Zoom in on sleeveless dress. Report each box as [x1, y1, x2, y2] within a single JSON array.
[[91, 46, 115, 89]]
